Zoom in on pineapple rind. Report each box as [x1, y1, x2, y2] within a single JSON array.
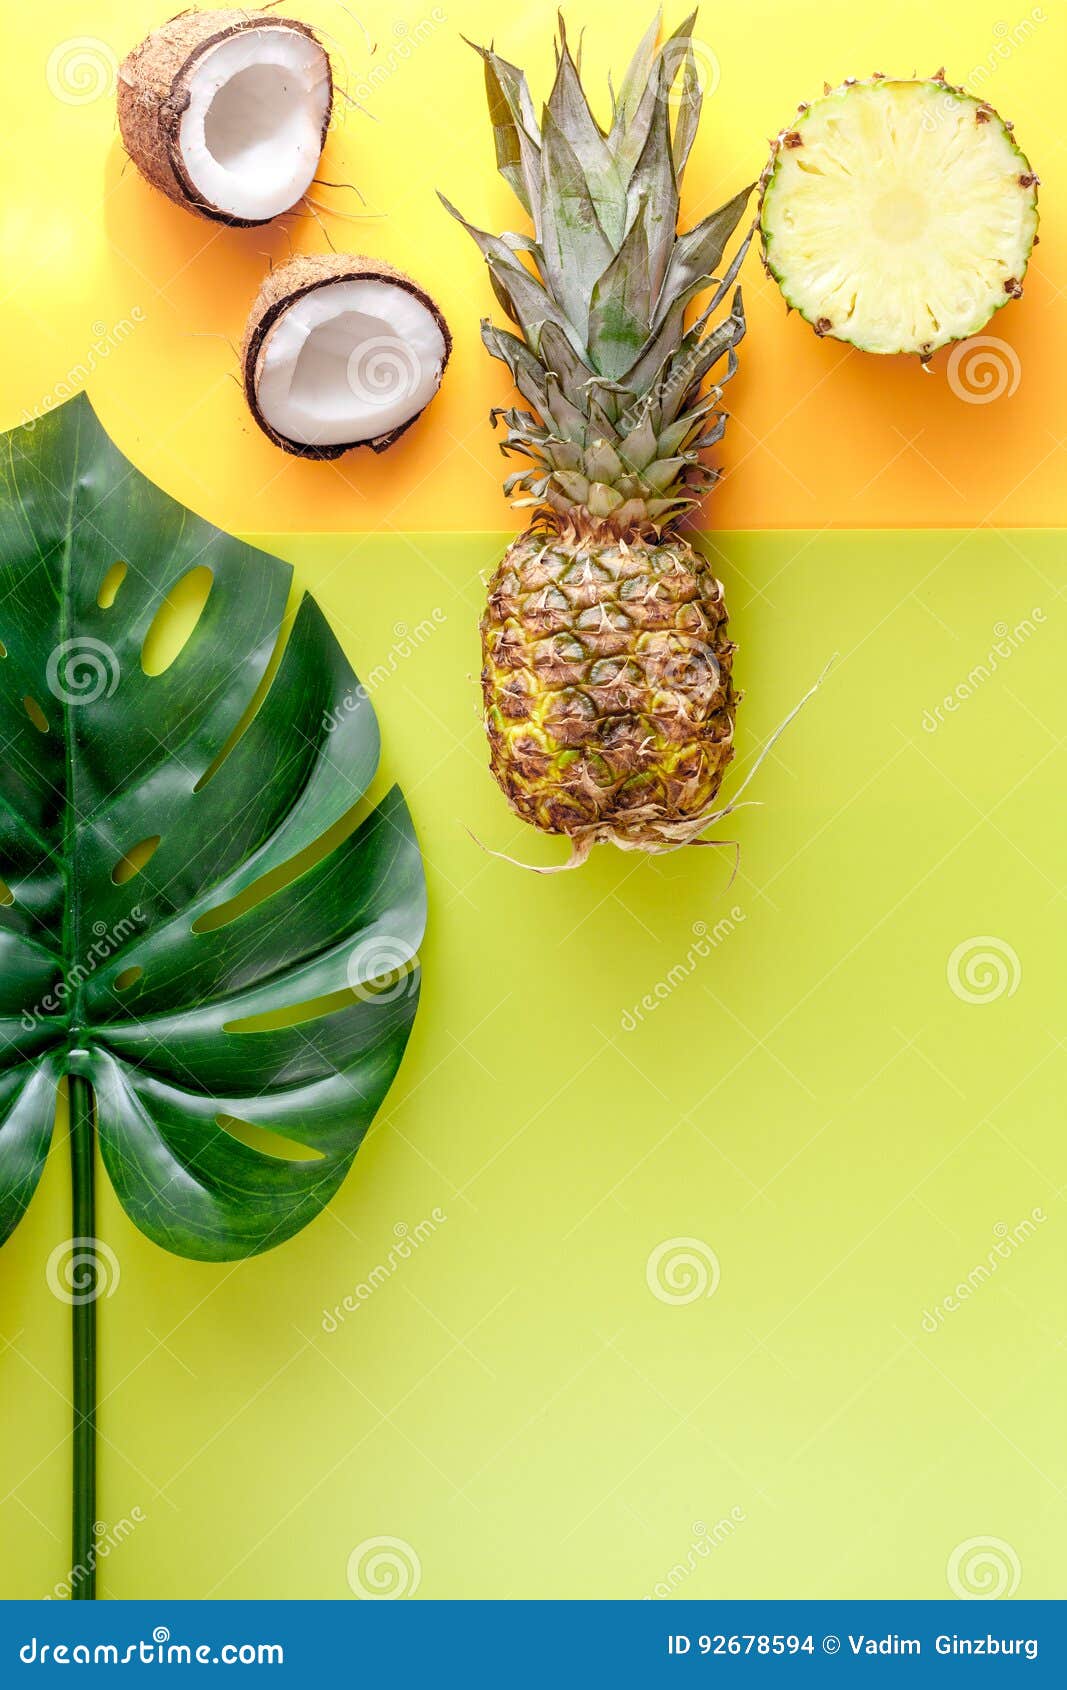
[[481, 531, 736, 849], [759, 78, 1038, 356]]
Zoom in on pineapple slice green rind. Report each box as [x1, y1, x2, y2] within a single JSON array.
[[759, 77, 1039, 356]]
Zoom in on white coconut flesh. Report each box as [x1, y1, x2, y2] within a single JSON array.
[[761, 81, 1039, 354], [254, 279, 448, 447], [177, 27, 330, 222]]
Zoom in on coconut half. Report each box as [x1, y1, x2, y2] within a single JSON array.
[[242, 254, 452, 457], [118, 9, 332, 226]]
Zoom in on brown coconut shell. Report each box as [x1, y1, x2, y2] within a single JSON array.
[[241, 253, 453, 459], [117, 9, 332, 227]]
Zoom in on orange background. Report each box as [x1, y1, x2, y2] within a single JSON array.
[[0, 0, 1064, 535]]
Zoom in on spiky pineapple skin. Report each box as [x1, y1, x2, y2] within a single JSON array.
[[481, 529, 736, 848]]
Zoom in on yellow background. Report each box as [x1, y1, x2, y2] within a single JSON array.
[[0, 0, 1065, 532], [0, 0, 1064, 1603]]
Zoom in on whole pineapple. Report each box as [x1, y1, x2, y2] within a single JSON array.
[[443, 14, 752, 864]]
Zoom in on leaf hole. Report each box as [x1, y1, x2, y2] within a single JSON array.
[[112, 834, 161, 885], [192, 795, 368, 934], [193, 590, 298, 792], [215, 1113, 324, 1163], [224, 985, 367, 1033], [23, 695, 49, 733], [113, 964, 143, 992], [97, 561, 128, 609], [0, 638, 7, 658], [141, 566, 213, 677], [0, 875, 14, 906]]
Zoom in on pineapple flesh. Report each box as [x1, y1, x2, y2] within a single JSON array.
[[760, 77, 1039, 356], [444, 15, 751, 861]]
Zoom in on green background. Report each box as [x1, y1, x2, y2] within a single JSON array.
[[1, 528, 1062, 1598]]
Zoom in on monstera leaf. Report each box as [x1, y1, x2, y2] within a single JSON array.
[[0, 393, 425, 1262]]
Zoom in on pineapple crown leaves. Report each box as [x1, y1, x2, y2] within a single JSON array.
[[441, 11, 753, 531]]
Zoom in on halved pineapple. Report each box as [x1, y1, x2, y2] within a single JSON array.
[[759, 77, 1039, 356]]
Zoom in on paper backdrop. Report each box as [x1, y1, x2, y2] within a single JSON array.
[[0, 0, 1063, 1603], [0, 0, 1063, 532]]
